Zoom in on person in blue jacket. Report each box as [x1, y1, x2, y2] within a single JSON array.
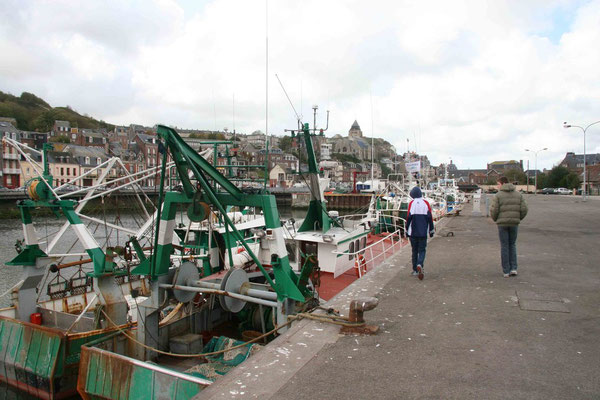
[[406, 186, 435, 280]]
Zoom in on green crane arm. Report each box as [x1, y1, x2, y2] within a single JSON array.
[[134, 125, 307, 302], [298, 123, 332, 233], [157, 125, 242, 201]]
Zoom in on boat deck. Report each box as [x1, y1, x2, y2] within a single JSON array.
[[318, 233, 408, 301]]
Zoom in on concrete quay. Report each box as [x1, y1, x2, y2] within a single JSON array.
[[199, 195, 600, 400]]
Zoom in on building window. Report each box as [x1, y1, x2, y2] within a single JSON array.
[[97, 157, 101, 165], [72, 134, 77, 140], [85, 157, 90, 165], [89, 137, 93, 143]]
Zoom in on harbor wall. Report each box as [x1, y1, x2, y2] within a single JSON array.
[[272, 192, 372, 210], [0, 191, 373, 218]]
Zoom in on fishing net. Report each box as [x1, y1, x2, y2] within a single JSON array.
[[185, 336, 262, 382]]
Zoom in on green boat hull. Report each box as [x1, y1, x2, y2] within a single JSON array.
[[0, 316, 129, 399]]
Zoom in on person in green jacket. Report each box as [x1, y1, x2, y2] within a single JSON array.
[[490, 176, 528, 277]]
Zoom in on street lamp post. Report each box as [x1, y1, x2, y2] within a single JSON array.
[[564, 121, 600, 202], [524, 148, 548, 195]]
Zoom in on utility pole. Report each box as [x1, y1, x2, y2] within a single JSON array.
[[525, 148, 547, 195], [526, 159, 530, 193], [564, 121, 600, 201]]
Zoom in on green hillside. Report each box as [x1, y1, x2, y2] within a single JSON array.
[[0, 90, 114, 132]]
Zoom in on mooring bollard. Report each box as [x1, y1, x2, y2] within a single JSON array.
[[341, 297, 380, 335]]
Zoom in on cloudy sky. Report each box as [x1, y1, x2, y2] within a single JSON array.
[[1, 0, 599, 170]]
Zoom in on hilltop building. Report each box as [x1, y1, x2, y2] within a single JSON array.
[[1, 122, 21, 188], [487, 160, 523, 173], [52, 120, 70, 137], [348, 120, 363, 138], [559, 152, 600, 170]]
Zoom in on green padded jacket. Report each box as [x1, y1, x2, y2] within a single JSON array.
[[490, 183, 528, 226]]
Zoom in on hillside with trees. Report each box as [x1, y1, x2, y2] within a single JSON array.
[[0, 90, 114, 132]]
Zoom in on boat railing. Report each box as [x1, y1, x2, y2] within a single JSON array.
[[337, 213, 366, 226], [332, 215, 407, 278]]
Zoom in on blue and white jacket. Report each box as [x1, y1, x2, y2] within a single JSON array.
[[406, 187, 434, 238]]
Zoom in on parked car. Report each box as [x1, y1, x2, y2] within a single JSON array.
[[541, 188, 555, 195], [556, 187, 571, 195]]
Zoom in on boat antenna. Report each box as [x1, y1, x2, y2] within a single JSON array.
[[370, 91, 374, 185], [232, 93, 236, 141], [212, 88, 217, 133], [265, 0, 269, 148], [276, 74, 302, 124], [300, 79, 303, 122]]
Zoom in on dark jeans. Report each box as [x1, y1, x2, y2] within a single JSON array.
[[410, 237, 428, 271], [498, 225, 518, 274]]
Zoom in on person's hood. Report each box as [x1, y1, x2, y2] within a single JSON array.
[[410, 186, 422, 198], [500, 183, 516, 192]]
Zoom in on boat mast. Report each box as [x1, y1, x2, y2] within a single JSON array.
[[264, 0, 269, 189], [370, 92, 374, 186]]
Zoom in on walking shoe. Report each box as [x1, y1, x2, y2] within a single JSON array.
[[411, 271, 419, 276], [503, 273, 510, 278], [417, 265, 424, 280], [510, 270, 518, 276]]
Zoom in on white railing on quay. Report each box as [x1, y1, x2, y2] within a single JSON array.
[[332, 215, 407, 278]]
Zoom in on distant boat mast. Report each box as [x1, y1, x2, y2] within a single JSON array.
[[370, 92, 374, 184], [265, 0, 269, 147]]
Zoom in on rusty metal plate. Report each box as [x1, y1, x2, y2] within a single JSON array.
[[518, 299, 569, 313], [516, 290, 562, 302]]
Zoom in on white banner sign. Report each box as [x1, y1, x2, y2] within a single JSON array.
[[405, 161, 421, 173]]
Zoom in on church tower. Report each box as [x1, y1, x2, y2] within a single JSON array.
[[348, 120, 363, 138]]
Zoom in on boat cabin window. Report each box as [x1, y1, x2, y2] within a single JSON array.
[[355, 239, 360, 256], [285, 241, 297, 263], [361, 237, 367, 254], [300, 241, 318, 269], [349, 242, 354, 260]]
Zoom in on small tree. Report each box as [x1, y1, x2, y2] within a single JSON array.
[[536, 173, 548, 189], [547, 166, 569, 188], [380, 162, 392, 178], [505, 169, 527, 184], [564, 172, 581, 189], [49, 135, 70, 143], [34, 110, 56, 132], [280, 135, 293, 153]]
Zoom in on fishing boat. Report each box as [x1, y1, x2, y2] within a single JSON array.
[[0, 138, 163, 399], [280, 109, 409, 301], [0, 134, 271, 399], [71, 124, 319, 399]]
